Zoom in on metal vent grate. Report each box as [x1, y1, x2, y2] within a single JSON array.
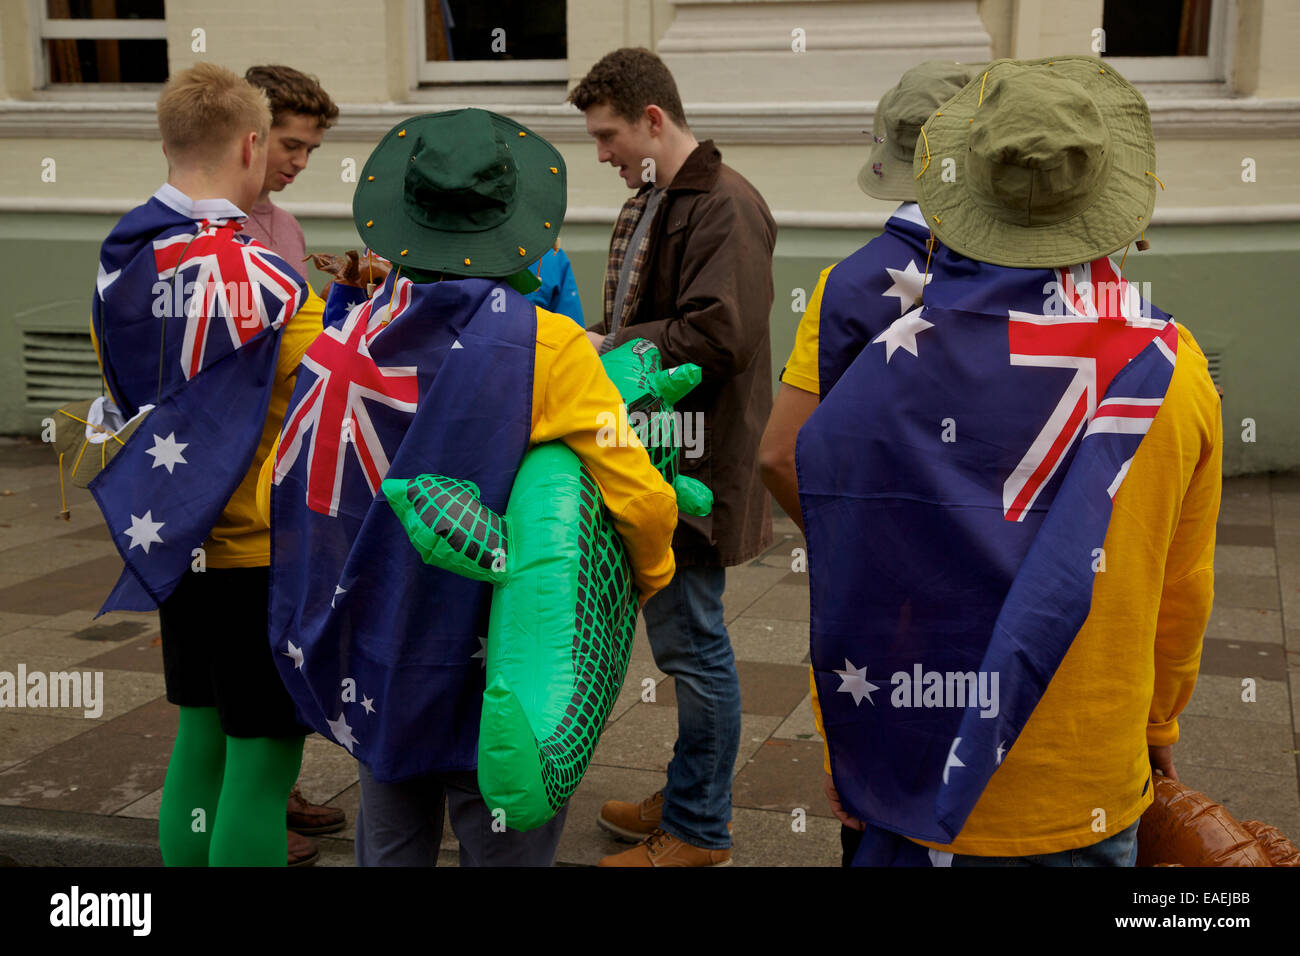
[[22, 330, 103, 406], [1204, 351, 1222, 388]]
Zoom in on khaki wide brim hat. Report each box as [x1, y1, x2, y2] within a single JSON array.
[[858, 60, 982, 202], [914, 56, 1158, 268]]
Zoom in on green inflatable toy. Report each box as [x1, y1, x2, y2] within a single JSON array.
[[382, 338, 711, 830]]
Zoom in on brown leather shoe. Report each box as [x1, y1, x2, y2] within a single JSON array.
[[287, 829, 319, 867], [598, 828, 732, 867], [287, 786, 346, 835], [597, 791, 664, 842]]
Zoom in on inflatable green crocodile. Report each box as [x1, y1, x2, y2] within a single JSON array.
[[382, 338, 711, 830]]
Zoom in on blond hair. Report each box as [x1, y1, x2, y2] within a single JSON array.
[[157, 63, 271, 167]]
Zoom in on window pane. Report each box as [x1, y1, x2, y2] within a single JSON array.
[[1102, 0, 1211, 57], [426, 0, 566, 62], [47, 0, 165, 19], [45, 38, 167, 82]]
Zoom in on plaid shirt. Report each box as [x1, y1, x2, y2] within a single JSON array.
[[602, 190, 657, 335]]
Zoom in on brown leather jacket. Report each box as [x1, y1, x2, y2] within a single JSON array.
[[594, 141, 776, 567]]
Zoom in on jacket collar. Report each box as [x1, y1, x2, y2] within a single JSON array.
[[637, 140, 720, 196]]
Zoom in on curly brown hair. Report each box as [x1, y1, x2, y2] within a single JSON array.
[[568, 48, 687, 129], [245, 64, 339, 129]]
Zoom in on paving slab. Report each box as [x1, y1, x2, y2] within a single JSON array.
[[1205, 605, 1283, 644], [1181, 674, 1291, 723], [1172, 714, 1297, 776]]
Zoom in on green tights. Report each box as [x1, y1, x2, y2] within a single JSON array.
[[158, 706, 304, 866]]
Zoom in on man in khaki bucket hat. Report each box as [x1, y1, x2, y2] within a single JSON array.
[[766, 55, 1223, 867]]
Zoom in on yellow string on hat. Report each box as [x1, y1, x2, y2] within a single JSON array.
[[915, 125, 932, 179], [978, 70, 989, 107], [1145, 170, 1166, 190]]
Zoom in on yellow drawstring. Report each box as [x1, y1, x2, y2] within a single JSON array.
[[57, 452, 69, 520], [1145, 170, 1166, 190], [978, 70, 989, 107], [915, 126, 932, 179], [918, 232, 938, 305]]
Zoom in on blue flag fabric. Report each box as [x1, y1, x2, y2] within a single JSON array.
[[796, 211, 1179, 864], [89, 190, 306, 613], [269, 274, 535, 781]]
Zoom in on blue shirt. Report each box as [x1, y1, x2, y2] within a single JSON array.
[[525, 247, 584, 326]]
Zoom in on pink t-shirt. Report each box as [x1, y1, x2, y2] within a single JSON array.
[[242, 200, 307, 275]]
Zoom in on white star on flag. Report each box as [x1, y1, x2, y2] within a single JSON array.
[[872, 307, 934, 363], [360, 695, 376, 715], [943, 737, 965, 784], [881, 260, 933, 315], [327, 712, 359, 753], [451, 339, 464, 350], [332, 585, 347, 608], [123, 511, 164, 553], [834, 658, 879, 706], [144, 432, 188, 473], [471, 635, 488, 668], [995, 740, 1007, 765], [283, 640, 304, 669]]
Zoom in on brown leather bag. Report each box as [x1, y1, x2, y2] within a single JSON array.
[[1137, 776, 1298, 866]]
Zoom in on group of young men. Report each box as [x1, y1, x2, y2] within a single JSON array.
[[88, 45, 1218, 868]]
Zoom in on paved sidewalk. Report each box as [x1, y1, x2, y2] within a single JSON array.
[[0, 435, 1297, 866]]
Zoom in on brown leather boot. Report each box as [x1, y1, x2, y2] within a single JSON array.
[[287, 786, 346, 835], [287, 829, 319, 867], [597, 791, 664, 842], [598, 828, 733, 867]]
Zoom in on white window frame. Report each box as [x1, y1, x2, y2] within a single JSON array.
[[410, 0, 568, 86], [1101, 0, 1232, 84], [30, 0, 167, 89]]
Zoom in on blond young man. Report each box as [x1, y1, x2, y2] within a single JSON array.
[[90, 63, 325, 866]]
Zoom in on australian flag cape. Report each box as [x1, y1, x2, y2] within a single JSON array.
[[89, 188, 306, 614], [796, 204, 1179, 866], [269, 273, 535, 781]]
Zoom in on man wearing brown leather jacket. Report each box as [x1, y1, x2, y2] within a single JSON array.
[[571, 47, 776, 867]]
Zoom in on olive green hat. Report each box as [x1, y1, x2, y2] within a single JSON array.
[[913, 55, 1158, 268], [859, 60, 982, 201], [352, 108, 565, 290]]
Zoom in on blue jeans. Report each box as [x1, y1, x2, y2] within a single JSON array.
[[641, 565, 741, 850], [948, 819, 1141, 867]]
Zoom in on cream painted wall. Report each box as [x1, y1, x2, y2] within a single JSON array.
[[0, 0, 1297, 221]]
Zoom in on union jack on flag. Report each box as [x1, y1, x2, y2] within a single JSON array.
[[274, 276, 418, 517], [797, 209, 1179, 865], [152, 223, 304, 381]]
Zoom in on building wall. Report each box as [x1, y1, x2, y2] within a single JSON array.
[[0, 0, 1297, 476]]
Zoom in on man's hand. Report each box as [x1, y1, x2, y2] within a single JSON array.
[[585, 329, 606, 351], [824, 773, 865, 830], [306, 250, 392, 289], [1149, 744, 1178, 781]]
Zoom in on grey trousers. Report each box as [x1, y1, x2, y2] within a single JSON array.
[[354, 761, 569, 867]]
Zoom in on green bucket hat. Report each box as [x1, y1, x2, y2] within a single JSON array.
[[858, 60, 981, 201], [914, 55, 1158, 268], [353, 108, 566, 288]]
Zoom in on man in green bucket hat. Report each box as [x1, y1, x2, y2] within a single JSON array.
[[770, 55, 1222, 867], [260, 108, 679, 866]]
